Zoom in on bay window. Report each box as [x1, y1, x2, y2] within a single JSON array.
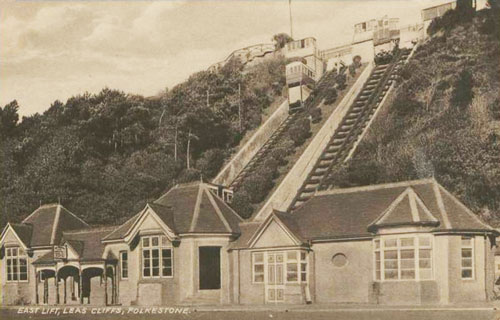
[[6, 247, 28, 282], [461, 236, 474, 279], [251, 250, 308, 284], [374, 235, 432, 281], [142, 235, 173, 278], [252, 252, 264, 283]]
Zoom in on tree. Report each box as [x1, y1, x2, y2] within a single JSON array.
[[0, 100, 19, 137], [451, 69, 474, 109], [272, 33, 293, 50]]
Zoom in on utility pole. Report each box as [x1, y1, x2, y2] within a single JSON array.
[[289, 0, 294, 39], [238, 83, 242, 133], [206, 89, 209, 108]]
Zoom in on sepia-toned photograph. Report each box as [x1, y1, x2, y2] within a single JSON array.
[[0, 0, 499, 319]]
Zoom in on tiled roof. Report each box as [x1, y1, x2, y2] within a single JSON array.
[[368, 187, 439, 231], [153, 182, 241, 234], [62, 227, 117, 262], [10, 223, 33, 247], [106, 182, 242, 241], [228, 222, 261, 250], [239, 179, 495, 246], [32, 251, 55, 265], [22, 204, 89, 247]]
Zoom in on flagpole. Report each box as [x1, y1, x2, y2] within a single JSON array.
[[289, 0, 294, 38]]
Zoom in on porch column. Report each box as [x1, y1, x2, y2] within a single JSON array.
[[79, 269, 83, 304], [35, 270, 39, 305], [113, 265, 117, 305], [63, 277, 67, 304], [43, 274, 49, 304], [71, 276, 76, 300], [104, 264, 108, 306], [55, 272, 60, 304]]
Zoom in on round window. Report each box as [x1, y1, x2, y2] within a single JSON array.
[[332, 253, 348, 267]]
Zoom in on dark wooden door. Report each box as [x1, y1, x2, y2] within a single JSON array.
[[199, 246, 221, 290]]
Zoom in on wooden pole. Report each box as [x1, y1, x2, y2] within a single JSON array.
[[79, 270, 83, 304], [55, 272, 60, 304], [104, 266, 108, 306], [238, 84, 242, 133], [44, 276, 48, 304], [35, 270, 39, 304], [63, 277, 67, 304]]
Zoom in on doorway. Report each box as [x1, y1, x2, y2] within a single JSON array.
[[199, 246, 221, 290], [265, 252, 284, 303]]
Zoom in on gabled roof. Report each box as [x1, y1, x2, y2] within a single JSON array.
[[236, 179, 495, 247], [61, 227, 117, 262], [21, 204, 89, 247], [154, 181, 242, 234], [9, 223, 33, 247], [104, 182, 243, 241], [368, 187, 439, 231]]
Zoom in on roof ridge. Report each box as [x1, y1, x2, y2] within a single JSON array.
[[63, 226, 118, 234], [437, 184, 494, 230], [204, 186, 233, 233], [101, 212, 142, 241], [314, 178, 435, 197], [189, 184, 204, 232], [50, 205, 62, 245], [433, 181, 452, 229]]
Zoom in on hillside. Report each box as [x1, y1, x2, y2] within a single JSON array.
[[0, 56, 287, 227], [324, 8, 500, 225]]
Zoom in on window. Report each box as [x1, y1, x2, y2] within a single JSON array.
[[286, 251, 307, 283], [6, 247, 28, 282], [252, 253, 264, 283], [286, 251, 298, 282], [461, 236, 474, 279], [142, 235, 173, 278], [374, 235, 432, 281], [120, 251, 128, 280]]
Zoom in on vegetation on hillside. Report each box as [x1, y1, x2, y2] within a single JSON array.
[[325, 7, 500, 225], [0, 55, 287, 227]]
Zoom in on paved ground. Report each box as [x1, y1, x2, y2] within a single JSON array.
[[1, 305, 498, 320]]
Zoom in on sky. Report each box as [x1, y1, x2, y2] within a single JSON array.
[[0, 0, 447, 117]]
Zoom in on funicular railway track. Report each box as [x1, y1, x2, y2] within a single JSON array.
[[229, 68, 344, 191], [229, 113, 299, 190], [288, 48, 412, 211]]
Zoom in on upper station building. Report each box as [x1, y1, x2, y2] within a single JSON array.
[[1, 179, 497, 306]]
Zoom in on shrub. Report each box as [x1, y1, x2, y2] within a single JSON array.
[[353, 55, 362, 68], [374, 50, 393, 65], [196, 148, 226, 178], [309, 108, 322, 123], [451, 69, 474, 109], [324, 87, 338, 105], [260, 158, 279, 178], [288, 118, 311, 146], [335, 73, 347, 90], [178, 168, 201, 183], [390, 96, 423, 117], [488, 98, 500, 120], [230, 190, 253, 219], [348, 64, 356, 77], [242, 168, 274, 203], [269, 147, 288, 165], [276, 138, 296, 156]]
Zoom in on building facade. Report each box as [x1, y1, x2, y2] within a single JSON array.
[[1, 179, 497, 306]]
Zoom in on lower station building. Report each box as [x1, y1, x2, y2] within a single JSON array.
[[1, 179, 497, 306]]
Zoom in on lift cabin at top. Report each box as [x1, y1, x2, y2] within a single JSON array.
[[283, 37, 325, 114]]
